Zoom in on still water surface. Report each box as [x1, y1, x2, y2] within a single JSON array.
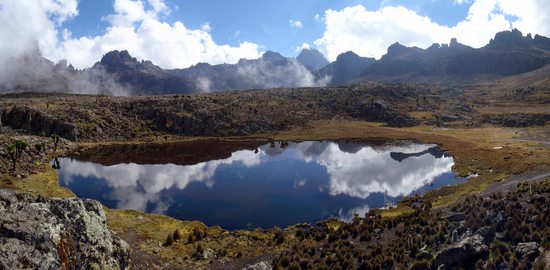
[[57, 141, 464, 229]]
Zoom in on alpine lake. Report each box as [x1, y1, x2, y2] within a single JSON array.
[[56, 140, 464, 230]]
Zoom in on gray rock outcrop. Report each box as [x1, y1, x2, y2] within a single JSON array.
[[242, 261, 272, 270], [434, 234, 488, 269], [364, 99, 418, 127], [515, 242, 540, 260], [0, 189, 129, 269], [1, 106, 79, 141], [441, 114, 460, 122]]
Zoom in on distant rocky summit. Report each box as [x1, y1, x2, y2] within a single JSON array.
[[95, 50, 193, 95], [0, 190, 129, 269], [296, 48, 330, 70], [319, 51, 376, 85]]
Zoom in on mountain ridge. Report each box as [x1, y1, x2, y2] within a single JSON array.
[[1, 29, 549, 95], [355, 29, 550, 84]]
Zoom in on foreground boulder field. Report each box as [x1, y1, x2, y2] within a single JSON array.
[[0, 190, 129, 269]]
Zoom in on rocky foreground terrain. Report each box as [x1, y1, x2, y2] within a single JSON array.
[[270, 180, 550, 270], [0, 189, 129, 269]]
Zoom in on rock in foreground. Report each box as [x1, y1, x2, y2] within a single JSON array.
[[434, 234, 489, 269], [0, 189, 129, 269]]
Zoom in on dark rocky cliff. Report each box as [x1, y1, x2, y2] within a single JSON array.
[[1, 106, 79, 141]]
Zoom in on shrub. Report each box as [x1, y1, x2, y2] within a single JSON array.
[[173, 229, 181, 241], [164, 234, 173, 247], [194, 244, 204, 260], [274, 230, 285, 245], [410, 260, 430, 270]]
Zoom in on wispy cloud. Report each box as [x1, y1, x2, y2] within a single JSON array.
[[289, 19, 303, 30]]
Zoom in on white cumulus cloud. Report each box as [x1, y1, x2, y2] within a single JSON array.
[[315, 0, 550, 61], [0, 0, 262, 69]]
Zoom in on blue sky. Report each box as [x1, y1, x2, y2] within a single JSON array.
[[64, 0, 469, 56], [2, 0, 548, 69], [63, 0, 471, 58]]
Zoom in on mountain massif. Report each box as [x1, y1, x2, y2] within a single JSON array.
[[357, 29, 550, 84], [1, 29, 549, 95]]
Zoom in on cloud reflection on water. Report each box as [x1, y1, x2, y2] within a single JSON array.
[[59, 141, 454, 214]]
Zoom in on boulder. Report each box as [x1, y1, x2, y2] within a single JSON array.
[[451, 230, 459, 243], [528, 194, 546, 204], [374, 100, 390, 111], [456, 104, 472, 113], [0, 189, 129, 269], [475, 226, 494, 243], [441, 114, 460, 122], [515, 242, 540, 260], [434, 234, 488, 268], [202, 248, 216, 260], [485, 209, 506, 228], [442, 212, 466, 222], [242, 261, 272, 270], [364, 99, 418, 127]]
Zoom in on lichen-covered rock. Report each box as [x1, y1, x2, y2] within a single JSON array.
[[434, 234, 488, 269], [242, 261, 272, 270], [515, 242, 540, 260], [0, 189, 129, 269]]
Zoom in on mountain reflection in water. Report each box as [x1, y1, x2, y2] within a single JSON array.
[[58, 141, 464, 229]]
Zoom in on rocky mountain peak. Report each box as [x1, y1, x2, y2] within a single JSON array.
[[320, 51, 376, 85], [101, 50, 135, 63], [336, 51, 360, 62], [296, 48, 329, 70], [386, 42, 409, 56], [99, 50, 138, 72], [488, 29, 532, 49], [449, 38, 459, 48], [261, 50, 287, 63]]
